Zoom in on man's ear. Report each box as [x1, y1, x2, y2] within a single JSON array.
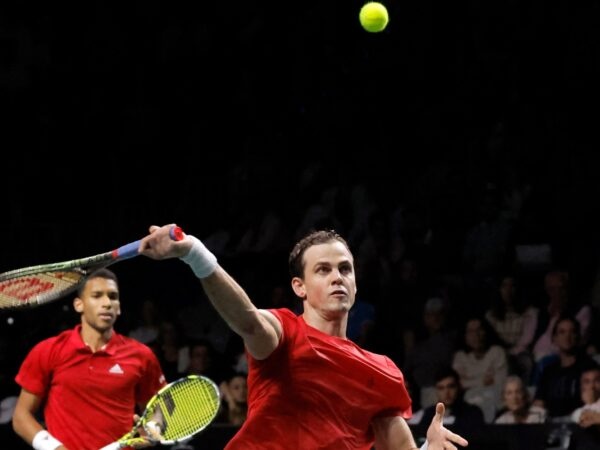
[[291, 277, 307, 299], [73, 297, 84, 313]]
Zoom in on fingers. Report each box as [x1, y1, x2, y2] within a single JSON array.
[[446, 430, 468, 447], [130, 438, 157, 449], [145, 420, 163, 441], [434, 402, 445, 423], [139, 224, 172, 253]]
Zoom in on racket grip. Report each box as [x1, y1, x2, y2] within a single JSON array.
[[114, 225, 185, 260], [170, 225, 184, 241]]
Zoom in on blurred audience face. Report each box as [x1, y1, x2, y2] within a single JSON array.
[[465, 319, 486, 352], [188, 343, 212, 374], [580, 368, 600, 405], [424, 310, 445, 333], [435, 375, 459, 406], [228, 375, 248, 404], [552, 318, 578, 353], [544, 271, 568, 311], [502, 376, 528, 412]]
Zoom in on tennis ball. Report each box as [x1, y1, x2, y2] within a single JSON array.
[[359, 2, 389, 33]]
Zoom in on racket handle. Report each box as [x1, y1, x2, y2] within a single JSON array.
[[170, 225, 184, 241], [113, 225, 184, 260]]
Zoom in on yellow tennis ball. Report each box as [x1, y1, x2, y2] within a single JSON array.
[[359, 2, 389, 33]]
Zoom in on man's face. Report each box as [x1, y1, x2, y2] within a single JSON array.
[[552, 319, 578, 352], [436, 376, 459, 406], [581, 369, 600, 403], [292, 241, 356, 319], [75, 276, 120, 332]]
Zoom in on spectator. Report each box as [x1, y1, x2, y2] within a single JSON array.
[[217, 372, 248, 426], [531, 270, 593, 362], [485, 274, 538, 380], [404, 297, 457, 405], [408, 366, 485, 429], [533, 316, 597, 419], [569, 365, 600, 450], [452, 315, 508, 421], [495, 375, 546, 424]]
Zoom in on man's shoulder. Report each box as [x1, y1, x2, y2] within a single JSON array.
[[38, 327, 75, 346], [116, 332, 155, 353]]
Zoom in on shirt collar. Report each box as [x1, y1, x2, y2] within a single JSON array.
[[71, 324, 123, 356]]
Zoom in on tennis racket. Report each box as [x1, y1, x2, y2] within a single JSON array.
[[0, 226, 184, 310], [99, 375, 221, 450]]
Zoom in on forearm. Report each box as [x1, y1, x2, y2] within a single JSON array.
[[13, 412, 64, 449], [12, 412, 44, 446], [201, 267, 259, 333], [372, 416, 417, 450], [200, 267, 279, 359]]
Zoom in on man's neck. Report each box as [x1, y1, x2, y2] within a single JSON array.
[[80, 324, 113, 352]]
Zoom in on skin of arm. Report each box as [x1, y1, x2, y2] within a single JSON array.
[[139, 225, 282, 360], [200, 269, 281, 360], [372, 415, 417, 450], [12, 389, 68, 450]]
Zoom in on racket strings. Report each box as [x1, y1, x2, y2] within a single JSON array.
[[0, 271, 84, 307], [152, 378, 220, 441]]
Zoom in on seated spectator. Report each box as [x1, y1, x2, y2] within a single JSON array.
[[495, 375, 547, 424], [569, 365, 600, 450], [571, 365, 600, 424], [184, 338, 231, 384], [485, 274, 538, 380], [217, 372, 248, 426], [404, 297, 457, 402], [533, 316, 598, 419], [153, 319, 189, 382], [408, 366, 485, 429], [452, 315, 508, 415], [531, 270, 593, 362]]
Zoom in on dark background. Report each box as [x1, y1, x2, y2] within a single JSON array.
[[2, 1, 600, 295], [3, 1, 600, 244], [2, 1, 600, 448]]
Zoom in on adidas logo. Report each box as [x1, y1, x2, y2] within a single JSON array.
[[109, 363, 124, 374]]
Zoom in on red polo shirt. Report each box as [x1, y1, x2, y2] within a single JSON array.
[[16, 325, 166, 450], [225, 308, 412, 450]]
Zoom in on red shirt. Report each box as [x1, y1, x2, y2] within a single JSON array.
[[15, 325, 166, 450], [225, 309, 412, 450]]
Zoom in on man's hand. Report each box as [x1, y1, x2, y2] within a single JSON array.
[[579, 409, 600, 428], [128, 414, 161, 449], [139, 224, 192, 260], [425, 403, 469, 449]]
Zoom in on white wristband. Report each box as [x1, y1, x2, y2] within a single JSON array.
[[32, 430, 63, 450], [180, 235, 218, 279], [420, 441, 428, 450]]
